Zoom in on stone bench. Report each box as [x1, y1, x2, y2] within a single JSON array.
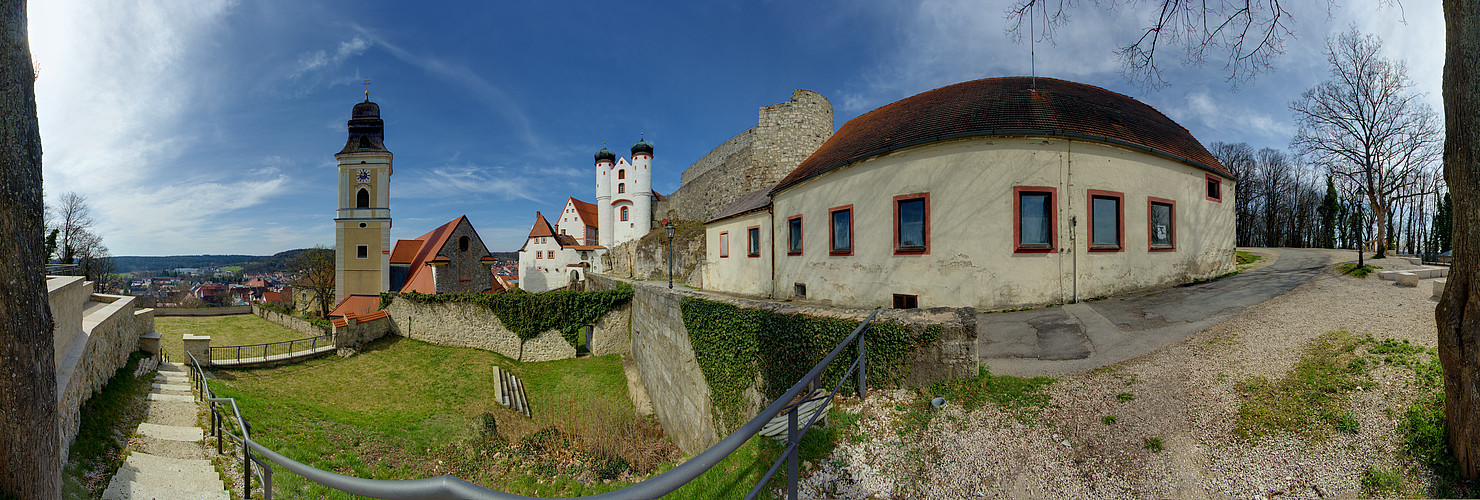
[[1397, 272, 1420, 287], [1380, 267, 1449, 280], [1435, 279, 1448, 299]]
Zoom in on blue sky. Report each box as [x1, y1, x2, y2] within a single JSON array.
[[29, 1, 1444, 256]]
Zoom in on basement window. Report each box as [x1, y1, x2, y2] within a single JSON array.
[[892, 294, 918, 309], [794, 283, 807, 299]]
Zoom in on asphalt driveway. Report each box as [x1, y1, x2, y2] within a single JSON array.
[[978, 248, 1331, 376]]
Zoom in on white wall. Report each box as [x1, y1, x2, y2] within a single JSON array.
[[703, 210, 773, 296], [728, 135, 1238, 310]]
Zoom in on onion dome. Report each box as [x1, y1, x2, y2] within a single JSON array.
[[631, 136, 654, 156], [339, 97, 387, 154], [595, 145, 617, 163]]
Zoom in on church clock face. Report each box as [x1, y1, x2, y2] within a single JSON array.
[[356, 169, 371, 182]]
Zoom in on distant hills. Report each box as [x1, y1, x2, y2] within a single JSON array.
[[111, 249, 309, 274], [112, 248, 520, 274]]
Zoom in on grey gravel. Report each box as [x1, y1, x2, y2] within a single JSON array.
[[802, 249, 1444, 499]]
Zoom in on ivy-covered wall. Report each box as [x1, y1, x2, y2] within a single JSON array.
[[586, 274, 976, 452]]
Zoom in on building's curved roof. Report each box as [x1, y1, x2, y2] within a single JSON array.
[[772, 77, 1227, 193]]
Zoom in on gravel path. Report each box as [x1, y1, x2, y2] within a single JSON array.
[[804, 249, 1447, 499]]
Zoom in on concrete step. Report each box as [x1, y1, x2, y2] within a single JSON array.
[[147, 393, 194, 403], [145, 401, 199, 427], [137, 422, 203, 442], [158, 362, 187, 373], [101, 452, 228, 500], [152, 382, 190, 392]]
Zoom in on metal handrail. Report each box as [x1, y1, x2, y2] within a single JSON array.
[[208, 333, 334, 364], [193, 309, 880, 499], [187, 350, 273, 498]]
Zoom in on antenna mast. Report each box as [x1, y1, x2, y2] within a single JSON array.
[[1030, 5, 1036, 91]]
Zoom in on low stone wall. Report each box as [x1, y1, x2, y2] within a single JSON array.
[[335, 315, 393, 353], [586, 273, 976, 454], [153, 305, 252, 316], [56, 294, 152, 460], [381, 299, 575, 362], [252, 303, 330, 337]]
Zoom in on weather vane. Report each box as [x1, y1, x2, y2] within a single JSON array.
[[363, 79, 372, 101]]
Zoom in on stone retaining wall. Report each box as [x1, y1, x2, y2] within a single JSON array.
[[251, 303, 330, 337], [334, 315, 393, 353], [381, 299, 575, 362], [55, 293, 152, 460], [586, 273, 976, 454], [153, 305, 252, 316]]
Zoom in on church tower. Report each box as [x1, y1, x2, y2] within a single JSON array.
[[334, 92, 393, 304]]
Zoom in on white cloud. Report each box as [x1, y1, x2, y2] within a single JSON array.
[[286, 35, 369, 80]]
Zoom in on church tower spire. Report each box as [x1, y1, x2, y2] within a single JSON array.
[[334, 96, 393, 305]]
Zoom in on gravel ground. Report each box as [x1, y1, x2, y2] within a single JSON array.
[[802, 249, 1448, 499]]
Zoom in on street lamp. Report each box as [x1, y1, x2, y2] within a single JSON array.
[[664, 220, 676, 289]]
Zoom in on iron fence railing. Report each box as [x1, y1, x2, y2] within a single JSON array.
[[190, 309, 880, 499], [208, 333, 334, 364], [1421, 252, 1453, 266], [45, 263, 80, 276], [187, 350, 273, 499]]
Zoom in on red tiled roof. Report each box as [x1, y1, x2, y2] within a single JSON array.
[[773, 77, 1228, 194], [389, 240, 423, 264], [357, 310, 389, 322], [568, 244, 604, 251], [527, 212, 556, 238], [567, 197, 599, 229], [553, 234, 578, 247], [396, 216, 490, 294], [329, 295, 381, 319], [652, 190, 667, 202]]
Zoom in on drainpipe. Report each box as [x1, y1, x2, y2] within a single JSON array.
[[769, 205, 776, 299], [1067, 140, 1078, 303]]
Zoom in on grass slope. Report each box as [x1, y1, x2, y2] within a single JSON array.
[[155, 314, 310, 361]]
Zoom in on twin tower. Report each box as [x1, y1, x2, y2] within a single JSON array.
[[594, 139, 655, 248]]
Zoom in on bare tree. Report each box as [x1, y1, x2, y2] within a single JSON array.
[[54, 191, 94, 264], [1290, 28, 1442, 258], [290, 247, 335, 319], [0, 0, 61, 496], [1210, 142, 1259, 246]]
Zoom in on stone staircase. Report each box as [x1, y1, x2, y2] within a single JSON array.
[[101, 361, 229, 500]]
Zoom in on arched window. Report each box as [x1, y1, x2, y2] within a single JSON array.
[[459, 235, 470, 252], [356, 188, 370, 208], [620, 206, 629, 221], [618, 170, 625, 179], [618, 183, 626, 194]]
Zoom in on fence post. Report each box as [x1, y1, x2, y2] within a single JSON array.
[[216, 409, 223, 454], [787, 408, 798, 500], [243, 441, 252, 499], [857, 325, 867, 399]]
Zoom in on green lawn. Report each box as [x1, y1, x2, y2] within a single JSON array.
[[155, 314, 312, 362], [207, 335, 700, 498]]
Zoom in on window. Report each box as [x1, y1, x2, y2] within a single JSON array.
[[794, 283, 807, 298], [892, 294, 918, 309], [719, 231, 729, 258], [787, 215, 803, 255], [747, 226, 760, 257], [1206, 174, 1223, 202], [618, 183, 626, 194], [829, 205, 853, 255], [1148, 197, 1176, 251], [356, 188, 370, 208], [1087, 189, 1124, 252], [620, 206, 629, 221], [894, 193, 929, 254], [459, 235, 470, 252], [618, 170, 625, 179], [1013, 186, 1057, 253], [357, 245, 368, 259]]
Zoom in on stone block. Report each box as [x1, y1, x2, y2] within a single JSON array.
[[1379, 270, 1401, 281], [138, 332, 161, 355], [1435, 279, 1448, 299], [1397, 272, 1419, 287], [182, 335, 211, 365]]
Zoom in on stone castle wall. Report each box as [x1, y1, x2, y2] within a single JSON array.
[[662, 90, 833, 223], [251, 303, 330, 338]]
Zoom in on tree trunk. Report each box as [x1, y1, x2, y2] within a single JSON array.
[[0, 0, 62, 496], [1441, 0, 1480, 480]]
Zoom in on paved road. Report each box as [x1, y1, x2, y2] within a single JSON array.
[[978, 248, 1330, 376]]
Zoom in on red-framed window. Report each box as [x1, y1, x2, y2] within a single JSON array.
[[829, 205, 853, 256], [747, 226, 761, 257], [1087, 189, 1125, 252], [620, 206, 629, 221], [719, 231, 729, 258], [618, 183, 626, 194], [1013, 186, 1057, 253], [1205, 174, 1223, 202], [893, 193, 930, 255], [618, 169, 625, 179], [1148, 197, 1176, 252], [787, 215, 803, 255]]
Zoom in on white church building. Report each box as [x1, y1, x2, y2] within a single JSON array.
[[518, 139, 657, 292]]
